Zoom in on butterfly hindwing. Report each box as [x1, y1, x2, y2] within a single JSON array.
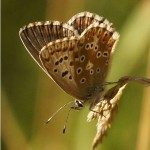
[[39, 36, 87, 100]]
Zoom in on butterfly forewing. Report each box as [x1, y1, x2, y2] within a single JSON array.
[[19, 21, 78, 68]]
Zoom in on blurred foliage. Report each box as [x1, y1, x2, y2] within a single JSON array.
[[2, 0, 150, 150]]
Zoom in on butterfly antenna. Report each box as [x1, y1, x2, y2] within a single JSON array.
[[63, 107, 72, 134], [45, 101, 74, 124], [62, 100, 84, 133]]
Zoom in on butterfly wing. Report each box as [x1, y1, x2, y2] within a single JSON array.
[[19, 21, 79, 69], [67, 11, 113, 35]]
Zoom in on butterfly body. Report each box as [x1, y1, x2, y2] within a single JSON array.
[[19, 12, 119, 108]]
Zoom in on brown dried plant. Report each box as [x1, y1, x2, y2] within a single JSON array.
[[87, 76, 150, 150]]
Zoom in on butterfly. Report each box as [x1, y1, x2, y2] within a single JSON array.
[[19, 11, 120, 112]]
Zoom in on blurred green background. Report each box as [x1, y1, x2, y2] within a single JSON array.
[[2, 0, 150, 150]]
